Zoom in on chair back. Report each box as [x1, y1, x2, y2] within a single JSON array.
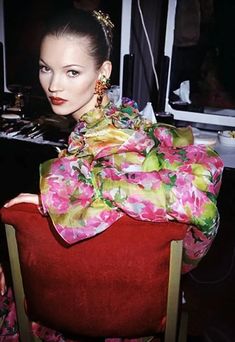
[[0, 204, 188, 342]]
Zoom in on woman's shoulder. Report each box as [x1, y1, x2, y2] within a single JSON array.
[[108, 97, 151, 130]]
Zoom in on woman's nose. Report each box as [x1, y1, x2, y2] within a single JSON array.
[[48, 75, 63, 92]]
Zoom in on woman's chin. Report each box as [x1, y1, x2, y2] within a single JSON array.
[[50, 106, 71, 116]]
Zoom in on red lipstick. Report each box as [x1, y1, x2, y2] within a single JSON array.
[[49, 96, 67, 105]]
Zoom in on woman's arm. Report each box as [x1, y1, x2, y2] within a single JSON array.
[[4, 193, 39, 208]]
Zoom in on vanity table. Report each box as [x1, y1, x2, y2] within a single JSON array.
[[192, 128, 235, 169], [0, 115, 71, 206], [215, 143, 235, 169]]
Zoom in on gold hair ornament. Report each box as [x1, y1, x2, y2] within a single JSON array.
[[93, 10, 114, 30]]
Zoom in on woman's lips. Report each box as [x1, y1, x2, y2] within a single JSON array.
[[49, 97, 68, 105]]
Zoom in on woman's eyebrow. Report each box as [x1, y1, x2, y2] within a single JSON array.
[[39, 59, 85, 68], [39, 58, 47, 65], [63, 64, 85, 68]]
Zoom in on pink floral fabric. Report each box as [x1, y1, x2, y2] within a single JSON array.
[[0, 99, 224, 342], [40, 98, 223, 271], [0, 288, 18, 341]]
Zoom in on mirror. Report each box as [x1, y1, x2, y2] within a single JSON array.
[[164, 0, 235, 129]]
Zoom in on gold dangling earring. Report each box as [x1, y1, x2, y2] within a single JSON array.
[[94, 75, 110, 108]]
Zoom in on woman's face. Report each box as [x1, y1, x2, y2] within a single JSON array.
[[39, 34, 109, 120]]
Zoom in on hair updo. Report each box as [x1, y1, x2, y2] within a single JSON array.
[[42, 8, 113, 69]]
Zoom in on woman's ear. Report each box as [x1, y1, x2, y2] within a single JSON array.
[[99, 61, 112, 79]]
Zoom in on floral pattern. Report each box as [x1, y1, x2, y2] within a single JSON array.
[[0, 288, 18, 341], [40, 98, 224, 271], [0, 98, 224, 342]]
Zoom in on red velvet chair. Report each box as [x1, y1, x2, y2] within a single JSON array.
[[0, 203, 188, 342]]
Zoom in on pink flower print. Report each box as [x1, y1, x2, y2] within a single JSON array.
[[212, 154, 224, 170], [56, 209, 122, 244], [31, 321, 66, 341], [116, 195, 144, 218], [171, 182, 211, 221], [158, 147, 183, 167], [50, 157, 81, 181], [185, 144, 206, 159], [101, 167, 122, 181], [80, 160, 92, 178], [180, 188, 200, 212], [167, 207, 192, 223], [140, 202, 167, 221], [58, 226, 95, 243], [121, 196, 167, 221], [67, 129, 85, 155], [42, 175, 94, 214], [120, 131, 154, 154], [74, 182, 94, 207], [99, 208, 123, 223], [41, 192, 69, 214], [207, 183, 216, 195], [174, 172, 194, 188], [125, 172, 162, 191], [178, 164, 193, 173], [183, 226, 213, 261], [51, 192, 69, 211], [154, 127, 173, 147], [120, 160, 143, 173], [0, 288, 18, 338], [158, 169, 175, 185]]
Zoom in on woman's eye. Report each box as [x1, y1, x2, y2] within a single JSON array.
[[39, 65, 51, 73], [67, 70, 79, 77]]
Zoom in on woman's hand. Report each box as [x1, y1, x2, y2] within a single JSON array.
[[4, 193, 39, 208], [0, 264, 7, 296]]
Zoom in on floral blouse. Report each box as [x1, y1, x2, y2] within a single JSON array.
[[0, 98, 224, 342], [40, 98, 224, 272]]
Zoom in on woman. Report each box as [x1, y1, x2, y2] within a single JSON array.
[[2, 7, 223, 341], [4, 8, 113, 210]]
